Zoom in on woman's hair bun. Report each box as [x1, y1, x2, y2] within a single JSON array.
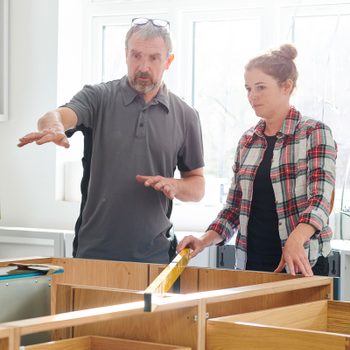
[[272, 43, 298, 60]]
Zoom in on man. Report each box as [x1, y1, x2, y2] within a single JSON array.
[[18, 18, 205, 263]]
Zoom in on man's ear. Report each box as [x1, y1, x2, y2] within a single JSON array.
[[165, 53, 174, 69]]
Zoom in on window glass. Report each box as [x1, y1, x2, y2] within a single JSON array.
[[102, 24, 128, 81], [192, 18, 260, 204], [292, 12, 350, 190]]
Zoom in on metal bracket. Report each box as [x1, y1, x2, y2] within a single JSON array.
[[193, 312, 209, 322]]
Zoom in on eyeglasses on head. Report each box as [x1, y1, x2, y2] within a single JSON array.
[[131, 17, 170, 29]]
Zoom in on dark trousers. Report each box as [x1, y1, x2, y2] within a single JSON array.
[[167, 233, 178, 262], [312, 256, 329, 276]]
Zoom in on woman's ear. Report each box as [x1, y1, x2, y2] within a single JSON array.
[[282, 79, 294, 95]]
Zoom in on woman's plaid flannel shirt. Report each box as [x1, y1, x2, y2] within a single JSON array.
[[208, 107, 337, 269]]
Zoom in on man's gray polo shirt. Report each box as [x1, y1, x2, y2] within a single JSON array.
[[65, 76, 204, 263]]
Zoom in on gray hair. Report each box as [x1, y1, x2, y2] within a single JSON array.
[[125, 21, 173, 56]]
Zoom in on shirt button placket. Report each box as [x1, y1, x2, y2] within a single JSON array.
[[136, 111, 145, 137]]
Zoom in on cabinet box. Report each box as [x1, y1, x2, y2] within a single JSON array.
[[0, 257, 334, 350], [207, 300, 350, 350]]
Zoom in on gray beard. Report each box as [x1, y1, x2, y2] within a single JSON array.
[[129, 72, 161, 95], [131, 80, 158, 94]]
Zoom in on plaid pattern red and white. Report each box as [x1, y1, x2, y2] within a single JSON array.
[[208, 106, 337, 269]]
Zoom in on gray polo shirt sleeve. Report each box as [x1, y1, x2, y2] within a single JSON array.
[[64, 83, 104, 128], [176, 106, 204, 172]]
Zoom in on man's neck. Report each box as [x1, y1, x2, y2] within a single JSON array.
[[143, 84, 163, 104]]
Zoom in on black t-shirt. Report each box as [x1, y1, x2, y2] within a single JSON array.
[[246, 135, 281, 272]]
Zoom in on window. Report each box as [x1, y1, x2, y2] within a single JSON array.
[[0, 0, 8, 121], [101, 25, 128, 81], [191, 15, 261, 205], [60, 0, 349, 233], [283, 4, 350, 194]]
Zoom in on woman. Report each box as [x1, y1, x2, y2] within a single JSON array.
[[177, 44, 337, 276]]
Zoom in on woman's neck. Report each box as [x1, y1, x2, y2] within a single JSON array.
[[264, 105, 291, 136]]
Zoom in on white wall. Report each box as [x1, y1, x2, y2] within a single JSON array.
[[0, 0, 79, 230]]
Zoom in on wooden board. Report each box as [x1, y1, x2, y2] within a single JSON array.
[[0, 326, 10, 350], [51, 258, 149, 290], [73, 306, 199, 349], [207, 300, 350, 350], [24, 335, 190, 350], [197, 268, 298, 291], [328, 300, 350, 334], [207, 320, 350, 350], [208, 300, 328, 330]]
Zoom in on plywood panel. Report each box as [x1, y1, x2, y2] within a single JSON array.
[[0, 339, 8, 350], [207, 300, 350, 349], [209, 300, 328, 331], [328, 300, 350, 334], [206, 285, 331, 319], [55, 285, 196, 347], [90, 335, 191, 350], [207, 321, 350, 350], [149, 265, 299, 295], [73, 307, 199, 349], [73, 288, 144, 311], [24, 335, 90, 350], [24, 335, 191, 350], [52, 284, 74, 340], [198, 268, 297, 291], [0, 326, 9, 350], [53, 285, 146, 341], [51, 258, 149, 290]]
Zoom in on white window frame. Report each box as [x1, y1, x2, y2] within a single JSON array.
[[59, 0, 348, 234], [0, 0, 8, 121]]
